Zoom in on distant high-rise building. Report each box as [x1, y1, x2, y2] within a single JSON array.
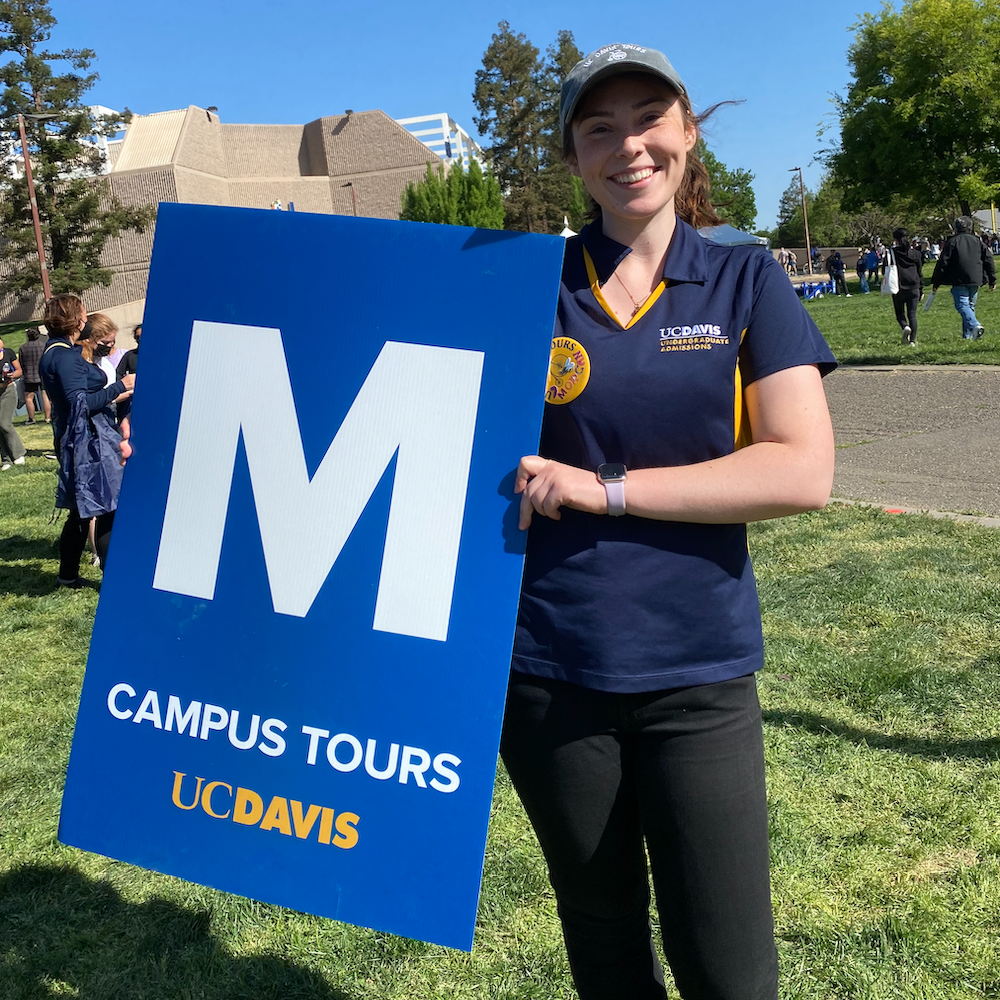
[[395, 114, 484, 171]]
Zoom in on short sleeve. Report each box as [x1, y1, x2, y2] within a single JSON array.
[[739, 254, 836, 385]]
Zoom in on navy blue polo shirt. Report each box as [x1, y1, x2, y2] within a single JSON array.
[[512, 218, 836, 693]]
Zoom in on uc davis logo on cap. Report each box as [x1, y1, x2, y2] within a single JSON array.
[[546, 337, 590, 404]]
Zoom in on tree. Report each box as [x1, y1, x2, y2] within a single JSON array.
[[537, 29, 583, 235], [399, 158, 504, 229], [0, 0, 154, 297], [773, 178, 808, 247], [698, 141, 757, 232], [473, 22, 546, 233], [830, 0, 1000, 219], [473, 23, 583, 234]]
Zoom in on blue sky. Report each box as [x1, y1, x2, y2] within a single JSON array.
[[49, 0, 886, 229]]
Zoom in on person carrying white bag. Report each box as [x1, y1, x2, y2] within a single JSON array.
[[885, 227, 924, 345]]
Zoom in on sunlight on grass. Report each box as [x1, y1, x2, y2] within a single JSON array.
[[804, 264, 1000, 366], [2, 464, 999, 996]]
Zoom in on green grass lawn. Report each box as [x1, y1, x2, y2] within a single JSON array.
[[2, 444, 999, 998], [804, 264, 1000, 366]]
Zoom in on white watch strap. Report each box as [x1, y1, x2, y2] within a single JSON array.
[[604, 478, 626, 516]]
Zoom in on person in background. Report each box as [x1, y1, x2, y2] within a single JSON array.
[[18, 327, 50, 425], [115, 323, 140, 427], [855, 248, 870, 293], [0, 337, 26, 470], [85, 313, 121, 387], [507, 42, 835, 1000], [116, 323, 140, 380], [38, 294, 134, 586], [931, 216, 996, 339], [865, 245, 880, 284], [889, 227, 924, 346], [826, 250, 850, 296]]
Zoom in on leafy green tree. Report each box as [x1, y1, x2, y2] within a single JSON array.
[[399, 158, 504, 229], [0, 0, 154, 296], [830, 0, 1000, 218], [698, 141, 757, 232], [473, 23, 583, 234]]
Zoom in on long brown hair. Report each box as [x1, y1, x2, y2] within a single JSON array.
[[564, 79, 730, 230]]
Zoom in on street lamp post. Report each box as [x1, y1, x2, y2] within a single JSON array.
[[17, 112, 53, 300], [789, 166, 813, 275]]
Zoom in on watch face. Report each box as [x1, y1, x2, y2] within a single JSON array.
[[598, 462, 627, 482]]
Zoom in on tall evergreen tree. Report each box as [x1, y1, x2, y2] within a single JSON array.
[[0, 0, 154, 297], [473, 21, 546, 233], [538, 29, 583, 235], [399, 158, 504, 229]]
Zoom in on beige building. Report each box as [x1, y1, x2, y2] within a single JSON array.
[[1, 105, 440, 324]]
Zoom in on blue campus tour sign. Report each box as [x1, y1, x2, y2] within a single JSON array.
[[59, 203, 565, 950]]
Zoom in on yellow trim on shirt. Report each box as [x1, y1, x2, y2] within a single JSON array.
[[733, 327, 753, 450], [583, 246, 666, 330]]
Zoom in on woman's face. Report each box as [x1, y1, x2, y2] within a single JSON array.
[[567, 73, 696, 226]]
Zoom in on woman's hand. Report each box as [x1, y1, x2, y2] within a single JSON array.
[[118, 417, 132, 466], [514, 456, 607, 530]]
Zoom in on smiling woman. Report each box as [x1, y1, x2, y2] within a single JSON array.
[[505, 42, 838, 1000]]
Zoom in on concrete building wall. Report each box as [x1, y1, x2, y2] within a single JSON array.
[[173, 107, 226, 176], [173, 168, 230, 207], [321, 111, 436, 176], [222, 124, 310, 178], [228, 177, 334, 214], [1, 105, 443, 323]]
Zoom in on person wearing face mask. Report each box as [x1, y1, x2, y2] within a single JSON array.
[[38, 294, 135, 586], [83, 313, 121, 387]]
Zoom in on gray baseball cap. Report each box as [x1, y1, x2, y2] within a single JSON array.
[[560, 43, 688, 141]]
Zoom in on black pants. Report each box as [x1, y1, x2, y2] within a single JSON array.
[[59, 508, 114, 581], [501, 672, 777, 1000], [892, 289, 920, 339]]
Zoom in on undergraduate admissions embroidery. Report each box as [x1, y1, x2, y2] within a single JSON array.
[[659, 323, 729, 353], [546, 337, 591, 404]]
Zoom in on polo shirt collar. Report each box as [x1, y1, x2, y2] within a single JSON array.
[[578, 216, 709, 286]]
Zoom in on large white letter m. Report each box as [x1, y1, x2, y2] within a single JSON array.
[[152, 321, 485, 642]]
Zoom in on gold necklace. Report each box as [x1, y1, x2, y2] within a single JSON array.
[[613, 269, 644, 318]]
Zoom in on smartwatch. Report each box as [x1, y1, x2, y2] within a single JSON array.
[[597, 462, 627, 516]]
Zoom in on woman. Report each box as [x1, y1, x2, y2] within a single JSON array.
[[38, 294, 135, 586], [506, 44, 835, 1000], [889, 227, 924, 345], [84, 312, 122, 386]]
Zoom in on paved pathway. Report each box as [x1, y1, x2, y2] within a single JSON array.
[[824, 365, 1000, 523]]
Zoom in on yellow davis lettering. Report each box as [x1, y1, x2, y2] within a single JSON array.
[[171, 771, 360, 849]]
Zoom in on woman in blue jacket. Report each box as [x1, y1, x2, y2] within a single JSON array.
[[39, 293, 135, 586]]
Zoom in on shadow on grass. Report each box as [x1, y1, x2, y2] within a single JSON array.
[[0, 534, 58, 562], [0, 864, 357, 1000], [763, 708, 1000, 762]]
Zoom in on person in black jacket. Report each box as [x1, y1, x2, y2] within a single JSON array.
[[890, 227, 924, 345], [931, 216, 996, 339], [826, 251, 850, 296]]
